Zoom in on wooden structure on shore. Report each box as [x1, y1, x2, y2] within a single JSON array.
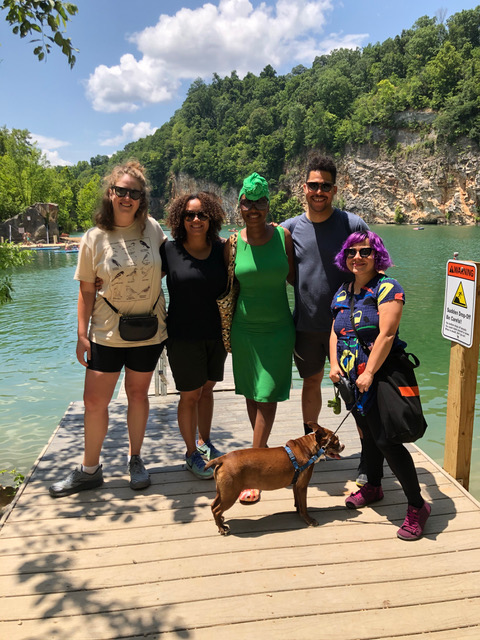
[[1, 357, 480, 638]]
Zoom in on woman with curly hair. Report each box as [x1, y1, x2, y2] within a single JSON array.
[[161, 192, 228, 479], [49, 160, 167, 498]]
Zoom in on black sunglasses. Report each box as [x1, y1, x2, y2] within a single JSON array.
[[239, 197, 269, 211], [346, 247, 373, 258], [184, 211, 208, 221], [112, 185, 143, 200], [306, 181, 334, 193]]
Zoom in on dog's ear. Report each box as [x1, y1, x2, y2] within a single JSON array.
[[307, 421, 322, 433], [308, 421, 329, 435]]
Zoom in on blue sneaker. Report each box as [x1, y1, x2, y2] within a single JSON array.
[[186, 450, 214, 479], [196, 439, 223, 461]]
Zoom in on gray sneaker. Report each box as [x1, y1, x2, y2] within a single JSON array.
[[186, 450, 214, 479], [128, 455, 151, 490], [49, 465, 103, 498], [196, 439, 224, 461]]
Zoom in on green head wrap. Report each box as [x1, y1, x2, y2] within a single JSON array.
[[238, 172, 270, 203]]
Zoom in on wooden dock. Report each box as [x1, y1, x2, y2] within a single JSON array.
[[1, 356, 480, 638]]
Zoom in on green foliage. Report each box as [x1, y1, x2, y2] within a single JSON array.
[[1, 0, 78, 67], [0, 468, 25, 489], [0, 127, 49, 220], [76, 175, 102, 230], [394, 205, 405, 224], [102, 7, 480, 201], [269, 191, 304, 223], [3, 7, 480, 230], [0, 242, 33, 304]]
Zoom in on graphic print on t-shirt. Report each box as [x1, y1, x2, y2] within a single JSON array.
[[109, 237, 154, 302]]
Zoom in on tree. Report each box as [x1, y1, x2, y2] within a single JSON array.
[[76, 175, 101, 230], [424, 41, 463, 108], [0, 242, 33, 304], [1, 0, 78, 67], [269, 191, 304, 223], [0, 127, 49, 221]]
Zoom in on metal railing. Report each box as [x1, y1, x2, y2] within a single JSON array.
[[154, 350, 168, 396]]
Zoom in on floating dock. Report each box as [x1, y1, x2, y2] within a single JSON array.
[[1, 356, 480, 638]]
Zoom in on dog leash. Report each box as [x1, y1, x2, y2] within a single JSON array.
[[321, 408, 353, 453]]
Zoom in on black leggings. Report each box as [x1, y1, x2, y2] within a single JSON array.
[[354, 403, 423, 508]]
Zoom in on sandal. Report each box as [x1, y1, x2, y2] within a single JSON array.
[[239, 489, 261, 504]]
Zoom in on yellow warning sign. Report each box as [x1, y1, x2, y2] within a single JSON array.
[[452, 281, 468, 308]]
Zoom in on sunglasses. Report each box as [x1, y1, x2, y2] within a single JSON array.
[[112, 186, 143, 200], [346, 247, 373, 258], [184, 211, 208, 221], [239, 197, 269, 211], [306, 181, 334, 193]]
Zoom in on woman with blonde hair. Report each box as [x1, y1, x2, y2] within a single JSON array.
[[49, 160, 167, 497]]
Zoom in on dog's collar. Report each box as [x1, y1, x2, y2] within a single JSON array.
[[284, 445, 325, 485]]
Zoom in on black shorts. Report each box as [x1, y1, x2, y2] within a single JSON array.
[[88, 340, 166, 373], [293, 331, 331, 379], [167, 338, 227, 392]]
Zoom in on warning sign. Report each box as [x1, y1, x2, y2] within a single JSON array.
[[452, 282, 467, 308], [442, 260, 477, 348]]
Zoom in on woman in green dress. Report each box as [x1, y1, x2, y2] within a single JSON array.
[[227, 172, 295, 503]]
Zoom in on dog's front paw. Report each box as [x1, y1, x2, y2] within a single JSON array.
[[219, 524, 230, 536]]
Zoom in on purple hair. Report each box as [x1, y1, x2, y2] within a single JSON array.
[[334, 231, 393, 273]]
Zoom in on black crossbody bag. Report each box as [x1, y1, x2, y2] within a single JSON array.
[[349, 288, 427, 444], [101, 294, 160, 342]]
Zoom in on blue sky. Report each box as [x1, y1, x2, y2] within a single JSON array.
[[1, 0, 478, 166]]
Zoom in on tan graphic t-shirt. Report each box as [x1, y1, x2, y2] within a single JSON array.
[[74, 217, 167, 347]]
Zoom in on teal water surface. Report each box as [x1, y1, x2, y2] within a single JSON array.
[[1, 224, 479, 499]]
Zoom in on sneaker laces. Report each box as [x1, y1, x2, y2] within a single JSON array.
[[401, 506, 420, 533], [190, 451, 205, 467], [129, 456, 144, 473]]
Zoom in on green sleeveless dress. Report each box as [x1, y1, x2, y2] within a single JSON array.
[[231, 226, 295, 402]]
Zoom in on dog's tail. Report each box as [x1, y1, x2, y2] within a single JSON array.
[[204, 457, 224, 470]]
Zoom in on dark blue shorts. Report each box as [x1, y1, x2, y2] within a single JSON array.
[[88, 340, 166, 373]]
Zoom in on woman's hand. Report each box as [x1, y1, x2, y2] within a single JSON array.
[[355, 369, 374, 393], [329, 363, 343, 384], [77, 281, 96, 367], [76, 335, 91, 367]]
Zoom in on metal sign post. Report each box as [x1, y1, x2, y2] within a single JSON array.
[[442, 260, 480, 489]]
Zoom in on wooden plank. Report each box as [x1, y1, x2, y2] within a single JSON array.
[[2, 540, 480, 597], [1, 587, 480, 639], [2, 384, 480, 640]]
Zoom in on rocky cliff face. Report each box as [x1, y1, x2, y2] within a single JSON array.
[[164, 119, 480, 226], [336, 143, 480, 225]]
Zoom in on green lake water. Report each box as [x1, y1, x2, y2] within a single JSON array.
[[1, 224, 479, 499]]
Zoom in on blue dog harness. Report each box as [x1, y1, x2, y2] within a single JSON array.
[[284, 445, 325, 485]]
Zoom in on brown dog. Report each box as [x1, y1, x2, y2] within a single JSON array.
[[205, 422, 344, 535]]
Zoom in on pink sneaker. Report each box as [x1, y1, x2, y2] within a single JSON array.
[[397, 502, 431, 540], [345, 483, 384, 509]]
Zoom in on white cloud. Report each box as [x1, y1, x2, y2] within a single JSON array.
[[100, 122, 158, 147], [29, 133, 72, 166], [87, 0, 369, 113], [87, 54, 179, 113]]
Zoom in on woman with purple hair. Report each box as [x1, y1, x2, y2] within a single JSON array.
[[329, 230, 431, 540]]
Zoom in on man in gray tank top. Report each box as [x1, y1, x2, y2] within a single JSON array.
[[282, 156, 369, 436]]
